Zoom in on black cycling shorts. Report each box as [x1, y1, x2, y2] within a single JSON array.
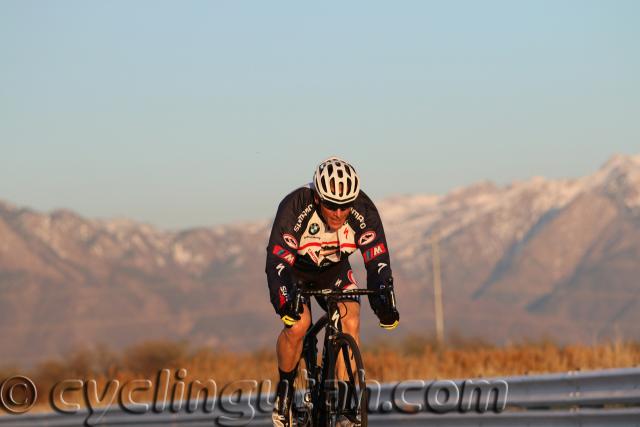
[[291, 260, 360, 311]]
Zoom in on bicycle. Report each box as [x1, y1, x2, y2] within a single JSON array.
[[287, 277, 397, 427]]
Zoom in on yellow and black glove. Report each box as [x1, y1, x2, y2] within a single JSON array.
[[376, 306, 400, 330], [370, 280, 400, 330], [278, 299, 301, 327]]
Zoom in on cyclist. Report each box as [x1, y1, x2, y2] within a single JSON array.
[[266, 157, 400, 427]]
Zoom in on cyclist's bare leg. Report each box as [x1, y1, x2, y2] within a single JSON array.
[[336, 301, 360, 380], [276, 303, 311, 372]]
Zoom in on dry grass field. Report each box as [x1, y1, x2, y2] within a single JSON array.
[[2, 336, 639, 409]]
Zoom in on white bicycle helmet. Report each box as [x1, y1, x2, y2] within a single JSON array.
[[313, 157, 360, 204]]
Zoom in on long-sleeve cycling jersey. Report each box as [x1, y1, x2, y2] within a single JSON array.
[[265, 184, 393, 313]]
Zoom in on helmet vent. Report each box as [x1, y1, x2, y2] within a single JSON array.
[[312, 157, 361, 203]]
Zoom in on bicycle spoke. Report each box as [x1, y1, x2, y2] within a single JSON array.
[[327, 333, 367, 427]]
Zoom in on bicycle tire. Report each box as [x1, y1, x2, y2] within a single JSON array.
[[325, 333, 368, 427], [293, 357, 314, 427], [293, 329, 321, 427]]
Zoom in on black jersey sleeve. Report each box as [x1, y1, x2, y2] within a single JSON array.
[[353, 192, 393, 299], [265, 188, 308, 314]]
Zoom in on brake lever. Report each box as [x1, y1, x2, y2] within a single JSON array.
[[383, 276, 397, 310], [293, 280, 304, 314]]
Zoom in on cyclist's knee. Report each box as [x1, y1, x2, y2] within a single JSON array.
[[342, 316, 360, 335], [339, 301, 360, 334], [285, 318, 309, 340], [282, 305, 311, 340]]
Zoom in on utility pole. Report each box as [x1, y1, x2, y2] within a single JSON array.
[[431, 230, 445, 348]]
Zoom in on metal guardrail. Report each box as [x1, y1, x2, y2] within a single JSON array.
[[373, 366, 640, 411], [1, 367, 639, 426]]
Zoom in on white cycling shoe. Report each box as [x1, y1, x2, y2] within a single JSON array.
[[336, 415, 361, 427], [272, 395, 293, 427], [272, 412, 289, 427]]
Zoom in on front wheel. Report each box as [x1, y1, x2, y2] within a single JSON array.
[[325, 333, 368, 427], [292, 357, 314, 427]]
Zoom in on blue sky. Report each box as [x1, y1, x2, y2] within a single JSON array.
[[1, 1, 639, 228]]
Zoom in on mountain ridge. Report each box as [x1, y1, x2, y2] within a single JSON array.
[[1, 154, 639, 365]]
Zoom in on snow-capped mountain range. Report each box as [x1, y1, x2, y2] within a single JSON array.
[[1, 154, 639, 365]]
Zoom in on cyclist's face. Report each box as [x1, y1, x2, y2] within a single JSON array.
[[319, 202, 351, 232]]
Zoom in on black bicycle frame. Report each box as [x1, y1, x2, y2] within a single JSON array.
[[292, 278, 397, 423]]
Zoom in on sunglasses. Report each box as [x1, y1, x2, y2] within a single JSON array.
[[320, 199, 354, 211]]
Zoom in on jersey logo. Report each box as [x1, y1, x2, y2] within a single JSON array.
[[363, 243, 387, 263], [283, 234, 298, 249], [377, 262, 387, 274], [307, 250, 319, 265], [293, 203, 314, 232], [276, 263, 285, 276], [358, 230, 376, 246], [350, 208, 367, 229], [331, 309, 341, 328], [309, 223, 320, 235], [273, 245, 296, 266], [279, 286, 288, 307], [343, 228, 349, 238]]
